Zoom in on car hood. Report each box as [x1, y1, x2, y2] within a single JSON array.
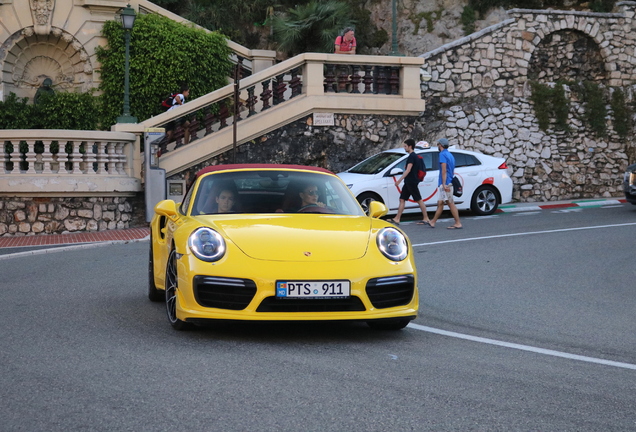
[[336, 171, 376, 185], [199, 215, 372, 262]]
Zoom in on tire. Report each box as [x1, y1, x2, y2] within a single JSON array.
[[165, 248, 192, 330], [470, 185, 500, 216], [367, 318, 411, 331], [148, 235, 164, 302], [357, 192, 383, 215]]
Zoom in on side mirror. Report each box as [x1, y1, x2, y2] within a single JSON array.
[[368, 201, 388, 218], [389, 168, 403, 177], [154, 199, 178, 217]]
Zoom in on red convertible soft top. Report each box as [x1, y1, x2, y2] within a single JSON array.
[[195, 164, 334, 178]]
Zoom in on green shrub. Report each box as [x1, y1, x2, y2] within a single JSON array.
[[530, 81, 552, 131], [582, 81, 607, 137], [96, 13, 232, 127], [552, 82, 570, 132], [0, 93, 34, 129], [32, 91, 99, 130], [461, 6, 476, 35], [610, 87, 631, 138]]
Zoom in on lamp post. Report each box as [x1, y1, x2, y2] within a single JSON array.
[[117, 4, 137, 123], [389, 0, 402, 56]]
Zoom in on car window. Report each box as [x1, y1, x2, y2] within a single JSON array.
[[191, 170, 364, 216], [416, 151, 436, 171], [179, 180, 196, 214], [348, 152, 404, 174], [452, 152, 481, 168]]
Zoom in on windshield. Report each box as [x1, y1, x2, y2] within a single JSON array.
[[348, 152, 404, 174], [191, 170, 365, 216]]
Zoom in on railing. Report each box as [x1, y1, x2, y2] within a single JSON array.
[[0, 130, 141, 194], [119, 53, 424, 167]]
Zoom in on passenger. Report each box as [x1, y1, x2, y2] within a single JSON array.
[[298, 184, 326, 211], [199, 188, 236, 214], [215, 189, 236, 213]]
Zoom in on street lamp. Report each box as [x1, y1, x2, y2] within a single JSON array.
[[117, 4, 137, 123], [389, 0, 402, 56]]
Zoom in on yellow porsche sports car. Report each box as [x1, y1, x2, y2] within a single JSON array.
[[148, 164, 418, 330]]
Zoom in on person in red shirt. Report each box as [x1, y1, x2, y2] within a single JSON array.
[[334, 28, 356, 54]]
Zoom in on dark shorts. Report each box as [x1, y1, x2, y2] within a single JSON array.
[[400, 182, 421, 201]]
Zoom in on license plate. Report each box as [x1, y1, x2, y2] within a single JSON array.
[[276, 280, 350, 299]]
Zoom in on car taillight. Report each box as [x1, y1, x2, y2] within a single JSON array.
[[498, 162, 508, 169]]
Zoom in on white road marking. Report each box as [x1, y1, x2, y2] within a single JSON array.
[[411, 222, 636, 247], [576, 199, 623, 207], [512, 211, 542, 216], [408, 323, 636, 371], [552, 208, 583, 213], [499, 205, 543, 212]]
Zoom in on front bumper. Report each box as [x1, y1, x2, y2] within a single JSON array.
[[174, 251, 418, 323]]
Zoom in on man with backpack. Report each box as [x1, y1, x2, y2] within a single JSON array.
[[387, 138, 432, 225], [429, 138, 463, 229], [161, 84, 191, 145]]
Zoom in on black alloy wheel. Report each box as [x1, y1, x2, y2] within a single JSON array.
[[470, 185, 500, 216], [165, 249, 191, 330], [357, 192, 383, 215]]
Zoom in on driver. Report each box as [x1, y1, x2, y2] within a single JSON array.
[[298, 184, 326, 211]]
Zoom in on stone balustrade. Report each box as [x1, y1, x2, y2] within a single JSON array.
[[0, 130, 141, 194]]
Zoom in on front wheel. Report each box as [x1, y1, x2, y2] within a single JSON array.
[[165, 249, 192, 330], [367, 318, 411, 331], [357, 192, 383, 216], [470, 185, 500, 216]]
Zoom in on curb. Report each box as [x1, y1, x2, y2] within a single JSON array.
[[497, 198, 628, 213], [0, 236, 150, 260]]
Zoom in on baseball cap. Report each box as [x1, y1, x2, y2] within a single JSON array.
[[437, 138, 449, 148]]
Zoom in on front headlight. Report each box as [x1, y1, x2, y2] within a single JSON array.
[[188, 227, 226, 262], [376, 227, 408, 261]]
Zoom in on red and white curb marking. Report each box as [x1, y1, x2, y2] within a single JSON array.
[[497, 199, 628, 213]]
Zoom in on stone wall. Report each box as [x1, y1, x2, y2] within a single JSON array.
[[418, 4, 636, 202], [169, 114, 427, 183], [0, 195, 146, 237]]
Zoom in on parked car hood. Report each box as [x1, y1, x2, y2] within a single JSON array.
[[337, 171, 376, 184], [199, 215, 372, 262]]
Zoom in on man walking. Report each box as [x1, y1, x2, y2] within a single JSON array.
[[429, 138, 463, 229], [387, 139, 431, 225]]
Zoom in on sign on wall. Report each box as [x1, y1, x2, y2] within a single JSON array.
[[313, 113, 335, 126]]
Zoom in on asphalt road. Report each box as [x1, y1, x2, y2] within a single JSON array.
[[1, 203, 635, 431]]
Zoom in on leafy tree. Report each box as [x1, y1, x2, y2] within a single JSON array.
[[269, 1, 355, 55], [96, 13, 232, 127]]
